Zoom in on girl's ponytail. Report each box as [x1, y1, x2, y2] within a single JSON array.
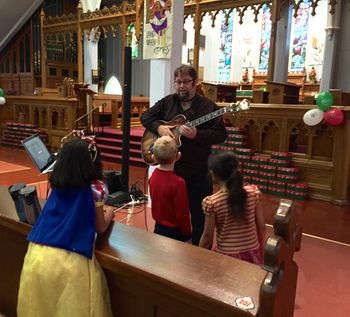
[[226, 169, 247, 222], [208, 151, 247, 221]]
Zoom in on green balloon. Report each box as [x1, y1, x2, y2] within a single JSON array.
[[0, 88, 4, 97], [316, 91, 333, 111]]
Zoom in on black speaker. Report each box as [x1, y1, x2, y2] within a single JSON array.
[[8, 182, 27, 222], [103, 170, 126, 194], [18, 186, 42, 225], [121, 46, 132, 191]]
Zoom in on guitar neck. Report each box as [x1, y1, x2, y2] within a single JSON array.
[[186, 106, 230, 128]]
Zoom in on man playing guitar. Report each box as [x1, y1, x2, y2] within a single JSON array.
[[141, 65, 227, 245]]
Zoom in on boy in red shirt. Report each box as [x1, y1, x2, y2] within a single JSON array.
[[149, 136, 192, 242]]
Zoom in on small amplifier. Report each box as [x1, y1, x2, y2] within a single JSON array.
[[103, 170, 126, 193]]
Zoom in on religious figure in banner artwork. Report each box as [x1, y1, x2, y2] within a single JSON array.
[[143, 0, 173, 59], [148, 0, 172, 36]]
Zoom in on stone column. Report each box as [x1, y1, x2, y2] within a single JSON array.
[[273, 2, 293, 82], [321, 1, 342, 91], [81, 0, 101, 93]]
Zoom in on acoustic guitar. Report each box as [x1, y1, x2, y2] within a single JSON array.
[[141, 99, 250, 165]]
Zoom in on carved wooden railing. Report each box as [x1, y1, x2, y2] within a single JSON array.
[[0, 95, 78, 150], [223, 103, 350, 204], [0, 199, 301, 317], [92, 93, 149, 129]]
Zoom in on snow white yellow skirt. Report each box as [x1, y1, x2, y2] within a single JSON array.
[[17, 242, 113, 317]]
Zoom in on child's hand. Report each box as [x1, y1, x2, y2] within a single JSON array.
[[91, 180, 109, 202], [104, 205, 115, 214]]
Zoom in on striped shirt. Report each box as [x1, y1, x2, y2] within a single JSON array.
[[202, 185, 261, 255]]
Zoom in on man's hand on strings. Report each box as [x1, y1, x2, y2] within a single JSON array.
[[157, 125, 175, 138], [180, 125, 197, 139]]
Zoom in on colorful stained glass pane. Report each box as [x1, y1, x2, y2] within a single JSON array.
[[258, 4, 271, 72], [127, 24, 139, 59], [290, 0, 311, 71], [218, 13, 233, 82]]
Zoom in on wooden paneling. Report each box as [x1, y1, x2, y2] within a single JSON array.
[[303, 82, 320, 98], [46, 62, 78, 89], [1, 95, 78, 150], [92, 94, 149, 129], [201, 82, 237, 102], [252, 72, 319, 102]]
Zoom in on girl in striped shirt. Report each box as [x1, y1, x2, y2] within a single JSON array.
[[199, 151, 266, 265]]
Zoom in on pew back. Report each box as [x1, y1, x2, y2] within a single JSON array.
[[96, 223, 265, 317], [0, 199, 301, 317]]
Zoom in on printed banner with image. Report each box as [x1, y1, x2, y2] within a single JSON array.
[[143, 0, 173, 59]]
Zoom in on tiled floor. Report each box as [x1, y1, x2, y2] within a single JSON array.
[[1, 145, 350, 316]]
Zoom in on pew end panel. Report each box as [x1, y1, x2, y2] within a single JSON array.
[[0, 216, 31, 316], [259, 199, 302, 317]]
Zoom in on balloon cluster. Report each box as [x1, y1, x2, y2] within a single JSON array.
[[303, 91, 344, 127], [0, 88, 6, 105]]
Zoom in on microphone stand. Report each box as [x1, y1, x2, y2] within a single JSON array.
[[101, 102, 106, 135], [75, 106, 100, 133]]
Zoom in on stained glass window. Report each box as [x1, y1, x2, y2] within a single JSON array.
[[127, 24, 139, 59], [218, 13, 233, 82], [290, 0, 311, 72], [258, 4, 271, 72]]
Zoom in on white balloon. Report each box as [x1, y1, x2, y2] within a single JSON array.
[[0, 97, 6, 105], [238, 99, 250, 111], [303, 108, 324, 126]]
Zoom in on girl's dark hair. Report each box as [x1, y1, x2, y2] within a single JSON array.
[[49, 137, 103, 188], [208, 151, 247, 221]]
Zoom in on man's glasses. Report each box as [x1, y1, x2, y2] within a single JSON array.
[[174, 79, 193, 86]]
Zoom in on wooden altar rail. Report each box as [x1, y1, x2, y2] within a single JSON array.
[[0, 199, 301, 317], [0, 94, 150, 149], [92, 94, 149, 129], [0, 95, 79, 150], [224, 103, 350, 204], [252, 71, 320, 101]]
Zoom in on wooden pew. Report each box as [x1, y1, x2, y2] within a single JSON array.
[[0, 199, 301, 317]]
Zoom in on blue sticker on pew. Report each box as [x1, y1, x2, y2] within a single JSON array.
[[235, 297, 255, 310]]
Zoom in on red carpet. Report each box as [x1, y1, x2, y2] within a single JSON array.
[[100, 126, 145, 137]]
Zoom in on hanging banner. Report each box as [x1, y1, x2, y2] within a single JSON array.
[[143, 0, 173, 59]]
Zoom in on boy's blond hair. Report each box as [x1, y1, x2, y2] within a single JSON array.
[[153, 136, 178, 165]]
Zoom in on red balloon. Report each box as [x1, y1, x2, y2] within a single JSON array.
[[324, 108, 344, 126]]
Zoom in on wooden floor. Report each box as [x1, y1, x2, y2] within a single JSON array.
[[1, 144, 350, 317]]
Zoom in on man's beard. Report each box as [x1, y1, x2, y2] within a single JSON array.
[[177, 91, 190, 101]]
